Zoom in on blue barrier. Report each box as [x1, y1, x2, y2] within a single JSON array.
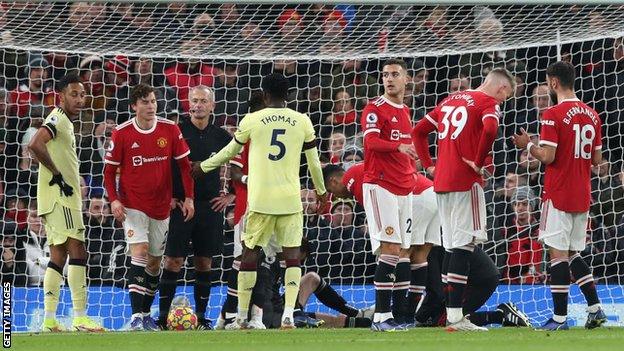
[[8, 284, 624, 331]]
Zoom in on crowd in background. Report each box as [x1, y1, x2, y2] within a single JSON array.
[[1, 3, 624, 288]]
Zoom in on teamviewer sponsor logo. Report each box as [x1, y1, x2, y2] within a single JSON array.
[[3, 282, 11, 348], [132, 155, 168, 167]]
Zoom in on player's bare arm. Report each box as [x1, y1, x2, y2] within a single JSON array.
[[513, 128, 556, 165]]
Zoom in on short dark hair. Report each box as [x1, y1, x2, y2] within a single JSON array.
[[58, 73, 82, 92], [322, 164, 344, 186], [382, 58, 407, 71], [546, 61, 575, 90], [248, 90, 265, 113], [262, 73, 290, 101], [130, 83, 155, 105]]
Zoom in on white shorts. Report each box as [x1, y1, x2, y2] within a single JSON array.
[[363, 183, 412, 255], [411, 187, 441, 246], [436, 183, 487, 250], [539, 200, 589, 251], [233, 216, 281, 258], [124, 208, 169, 256]]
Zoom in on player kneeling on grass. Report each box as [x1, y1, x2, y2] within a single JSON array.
[[29, 74, 104, 332], [413, 246, 531, 329], [104, 84, 195, 331], [193, 73, 327, 329]]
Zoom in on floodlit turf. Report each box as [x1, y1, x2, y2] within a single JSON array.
[[10, 327, 623, 351]]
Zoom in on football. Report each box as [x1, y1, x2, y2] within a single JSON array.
[[166, 306, 198, 331]]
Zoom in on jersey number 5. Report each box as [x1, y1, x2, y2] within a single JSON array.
[[572, 124, 595, 159], [268, 129, 286, 161], [438, 105, 468, 140]]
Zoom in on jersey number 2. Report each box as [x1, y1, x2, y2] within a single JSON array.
[[268, 129, 286, 161]]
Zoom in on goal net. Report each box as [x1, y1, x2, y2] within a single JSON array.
[[1, 1, 623, 330]]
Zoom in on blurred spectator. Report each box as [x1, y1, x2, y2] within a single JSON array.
[[23, 200, 50, 286], [522, 83, 549, 135], [403, 59, 432, 121], [105, 55, 132, 123], [157, 2, 191, 43], [8, 54, 56, 123], [499, 187, 544, 284], [492, 171, 527, 229], [319, 10, 348, 55], [295, 76, 324, 128], [591, 160, 624, 229], [190, 12, 216, 46], [133, 57, 179, 116], [78, 115, 115, 194], [164, 40, 215, 113], [276, 9, 303, 52], [341, 147, 363, 171], [212, 62, 250, 122], [85, 195, 127, 286], [326, 132, 347, 164], [45, 52, 80, 83], [301, 188, 330, 230], [78, 55, 107, 134], [68, 1, 106, 32], [604, 36, 624, 171], [321, 59, 379, 113], [448, 71, 471, 94], [13, 127, 38, 199], [516, 146, 543, 195], [1, 220, 26, 286], [459, 15, 510, 84], [324, 89, 358, 139]]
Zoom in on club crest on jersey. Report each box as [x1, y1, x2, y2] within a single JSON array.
[[390, 130, 400, 140], [48, 115, 59, 125], [157, 137, 168, 148], [127, 230, 134, 238], [385, 226, 395, 236], [366, 113, 378, 124]]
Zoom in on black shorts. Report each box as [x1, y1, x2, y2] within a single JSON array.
[[165, 201, 224, 258]]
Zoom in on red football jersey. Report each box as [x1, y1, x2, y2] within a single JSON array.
[[424, 90, 500, 192], [361, 96, 416, 195], [539, 98, 602, 212], [105, 118, 190, 220], [413, 174, 433, 195], [342, 163, 365, 205], [230, 143, 249, 225]]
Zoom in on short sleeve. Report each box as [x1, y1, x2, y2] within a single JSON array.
[[481, 102, 501, 122], [105, 129, 123, 165], [234, 114, 251, 144], [173, 125, 190, 160], [539, 109, 558, 148], [42, 112, 61, 138], [423, 105, 440, 128], [593, 119, 603, 151], [361, 104, 382, 137]]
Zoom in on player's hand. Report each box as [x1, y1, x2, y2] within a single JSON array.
[[170, 198, 179, 210], [461, 157, 483, 175], [191, 162, 206, 179], [316, 192, 329, 215], [512, 128, 530, 149], [181, 197, 195, 222], [49, 173, 74, 197], [426, 166, 435, 176], [210, 193, 235, 212], [111, 200, 127, 223], [398, 143, 417, 160]]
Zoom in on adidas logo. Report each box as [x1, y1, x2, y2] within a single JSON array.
[[286, 281, 298, 287], [391, 116, 398, 123], [45, 291, 54, 296], [131, 142, 140, 149]]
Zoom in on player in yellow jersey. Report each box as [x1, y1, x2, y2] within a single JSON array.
[[28, 74, 105, 332], [193, 73, 328, 329]]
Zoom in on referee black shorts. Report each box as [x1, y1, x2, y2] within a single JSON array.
[[165, 200, 224, 258]]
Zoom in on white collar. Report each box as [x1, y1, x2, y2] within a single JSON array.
[[558, 98, 581, 104], [381, 95, 405, 109], [132, 118, 157, 134]]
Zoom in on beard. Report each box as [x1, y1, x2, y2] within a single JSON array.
[[549, 89, 558, 105]]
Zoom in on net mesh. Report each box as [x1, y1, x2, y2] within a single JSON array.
[[1, 1, 623, 330]]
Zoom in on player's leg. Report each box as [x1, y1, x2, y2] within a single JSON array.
[[42, 239, 67, 332], [443, 185, 488, 331], [138, 216, 169, 330], [406, 244, 431, 323], [158, 206, 191, 329], [313, 312, 373, 329], [463, 275, 500, 326], [123, 209, 152, 330], [297, 272, 321, 307], [217, 218, 245, 329], [305, 273, 360, 317], [414, 246, 446, 327], [193, 256, 213, 329], [538, 200, 572, 330], [276, 211, 304, 329], [392, 250, 411, 324], [568, 212, 606, 329]]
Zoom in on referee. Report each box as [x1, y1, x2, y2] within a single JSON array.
[[158, 85, 233, 330]]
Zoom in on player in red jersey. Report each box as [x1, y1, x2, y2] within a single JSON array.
[[323, 163, 439, 324], [413, 67, 515, 331], [103, 84, 195, 331], [360, 58, 418, 331], [513, 62, 606, 331]]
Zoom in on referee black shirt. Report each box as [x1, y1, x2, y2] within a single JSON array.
[[172, 117, 232, 201]]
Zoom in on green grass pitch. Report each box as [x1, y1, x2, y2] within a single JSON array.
[[11, 327, 623, 351]]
